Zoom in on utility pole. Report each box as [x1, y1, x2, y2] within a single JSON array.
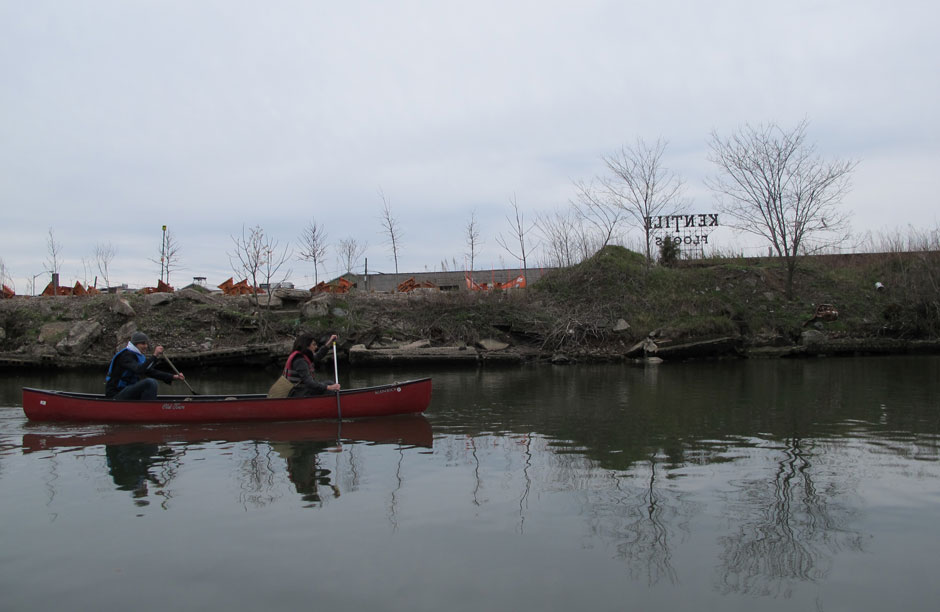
[[161, 225, 167, 283]]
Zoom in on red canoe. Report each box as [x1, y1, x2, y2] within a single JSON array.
[[22, 377, 432, 423]]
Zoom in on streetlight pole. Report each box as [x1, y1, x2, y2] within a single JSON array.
[[161, 225, 167, 284]]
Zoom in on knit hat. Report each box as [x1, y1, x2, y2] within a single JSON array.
[[130, 331, 150, 345]]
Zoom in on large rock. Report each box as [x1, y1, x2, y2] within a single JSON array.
[[143, 292, 174, 307], [274, 288, 315, 303], [301, 298, 329, 318], [476, 338, 509, 351], [115, 321, 138, 345], [800, 330, 827, 346], [176, 287, 218, 305], [111, 297, 136, 317], [56, 320, 103, 355], [38, 322, 71, 345], [250, 294, 283, 309]]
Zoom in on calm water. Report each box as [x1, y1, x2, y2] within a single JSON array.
[[1, 357, 939, 611]]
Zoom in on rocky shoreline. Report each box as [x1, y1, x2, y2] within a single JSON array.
[[1, 289, 937, 373], [2, 246, 939, 372]]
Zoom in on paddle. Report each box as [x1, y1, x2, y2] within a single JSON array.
[[333, 341, 342, 420], [162, 352, 198, 395]]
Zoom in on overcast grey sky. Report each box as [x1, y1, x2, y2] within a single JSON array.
[[2, 0, 938, 291]]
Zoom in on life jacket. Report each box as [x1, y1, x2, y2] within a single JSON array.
[[105, 347, 146, 392], [283, 350, 314, 384]]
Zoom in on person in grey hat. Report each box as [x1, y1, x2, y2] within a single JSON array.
[[105, 331, 186, 399]]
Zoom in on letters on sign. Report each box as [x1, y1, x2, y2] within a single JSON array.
[[646, 213, 720, 249]]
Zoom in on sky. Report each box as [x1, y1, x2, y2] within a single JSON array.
[[2, 0, 938, 292]]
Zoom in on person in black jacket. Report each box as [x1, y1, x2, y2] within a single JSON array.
[[105, 331, 185, 400], [274, 332, 341, 398]]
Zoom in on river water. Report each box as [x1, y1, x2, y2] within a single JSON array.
[[1, 356, 939, 611]]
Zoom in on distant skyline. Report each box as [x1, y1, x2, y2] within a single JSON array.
[[2, 1, 938, 292]]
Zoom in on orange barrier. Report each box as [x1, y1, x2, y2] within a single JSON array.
[[397, 277, 437, 292], [312, 277, 354, 294], [218, 278, 264, 296]]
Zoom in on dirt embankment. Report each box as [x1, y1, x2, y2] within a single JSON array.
[[2, 247, 939, 371]]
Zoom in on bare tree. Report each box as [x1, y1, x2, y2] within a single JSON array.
[[94, 242, 116, 290], [537, 208, 583, 267], [378, 189, 403, 274], [43, 227, 63, 293], [496, 195, 537, 281], [465, 209, 483, 271], [80, 256, 93, 288], [297, 218, 329, 284], [0, 257, 12, 292], [44, 227, 62, 275], [336, 237, 367, 275], [229, 224, 292, 314], [706, 119, 857, 299], [151, 227, 183, 285], [571, 178, 628, 249], [601, 138, 687, 266]]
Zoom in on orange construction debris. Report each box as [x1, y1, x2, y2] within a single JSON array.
[[495, 275, 526, 290], [397, 277, 438, 292], [137, 279, 175, 294], [312, 277, 354, 294], [218, 277, 264, 296], [465, 271, 525, 291], [41, 281, 72, 296]]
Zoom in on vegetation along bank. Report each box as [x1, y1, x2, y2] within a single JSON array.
[[1, 246, 938, 373]]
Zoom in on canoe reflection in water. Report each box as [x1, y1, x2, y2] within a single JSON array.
[[23, 415, 433, 507]]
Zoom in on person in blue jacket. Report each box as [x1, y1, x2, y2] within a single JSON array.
[[105, 331, 185, 400]]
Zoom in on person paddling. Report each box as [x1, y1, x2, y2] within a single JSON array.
[[105, 332, 185, 400], [268, 333, 341, 398]]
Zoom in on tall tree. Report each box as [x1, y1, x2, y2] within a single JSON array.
[[706, 119, 856, 299], [94, 242, 116, 290], [464, 209, 483, 271], [297, 218, 329, 284], [378, 189, 403, 274], [600, 138, 686, 266], [571, 178, 627, 249], [336, 237, 367, 275], [44, 227, 62, 276], [537, 208, 583, 267], [152, 227, 183, 285], [496, 195, 537, 281], [228, 224, 292, 331], [0, 256, 12, 292]]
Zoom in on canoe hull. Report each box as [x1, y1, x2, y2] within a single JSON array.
[[22, 378, 432, 423]]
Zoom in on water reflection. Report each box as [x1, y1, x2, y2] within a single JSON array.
[[105, 443, 180, 507], [715, 436, 865, 598], [4, 357, 940, 607], [22, 416, 433, 509], [275, 440, 339, 505]]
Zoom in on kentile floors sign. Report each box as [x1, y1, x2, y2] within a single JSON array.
[[646, 213, 720, 248]]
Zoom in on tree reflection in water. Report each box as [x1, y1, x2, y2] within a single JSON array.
[[715, 436, 865, 598], [584, 454, 696, 587]]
